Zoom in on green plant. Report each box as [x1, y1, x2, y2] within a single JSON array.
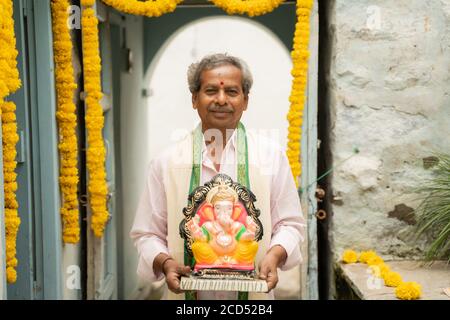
[[414, 153, 450, 262]]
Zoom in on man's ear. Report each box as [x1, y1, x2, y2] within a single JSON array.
[[192, 93, 198, 109], [243, 94, 249, 111]]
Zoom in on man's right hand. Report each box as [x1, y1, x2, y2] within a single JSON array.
[[162, 258, 191, 294], [154, 253, 192, 294]]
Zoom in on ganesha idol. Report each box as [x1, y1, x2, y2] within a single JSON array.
[[181, 174, 263, 272]]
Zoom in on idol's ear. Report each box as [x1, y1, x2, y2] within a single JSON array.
[[201, 203, 215, 221], [232, 204, 242, 221], [233, 203, 248, 224]]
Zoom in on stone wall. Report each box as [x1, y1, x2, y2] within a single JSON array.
[[326, 0, 450, 261]]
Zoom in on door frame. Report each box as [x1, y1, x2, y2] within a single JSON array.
[[6, 0, 62, 300], [141, 0, 319, 299]]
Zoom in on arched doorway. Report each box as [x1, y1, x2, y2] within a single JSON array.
[[116, 1, 319, 300]]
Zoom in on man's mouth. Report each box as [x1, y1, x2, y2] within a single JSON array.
[[208, 105, 233, 113]]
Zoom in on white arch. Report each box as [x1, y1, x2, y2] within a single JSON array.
[[143, 15, 293, 158]]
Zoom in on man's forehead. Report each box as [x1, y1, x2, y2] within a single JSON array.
[[203, 82, 240, 88], [200, 66, 242, 81]]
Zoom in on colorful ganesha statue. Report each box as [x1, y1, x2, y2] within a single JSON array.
[[184, 179, 260, 271]]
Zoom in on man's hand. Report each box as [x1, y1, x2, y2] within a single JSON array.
[[163, 259, 191, 294], [258, 245, 287, 292], [154, 253, 191, 294]]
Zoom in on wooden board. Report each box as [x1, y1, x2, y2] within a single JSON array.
[[337, 261, 450, 300]]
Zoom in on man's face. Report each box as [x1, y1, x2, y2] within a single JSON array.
[[192, 64, 248, 132]]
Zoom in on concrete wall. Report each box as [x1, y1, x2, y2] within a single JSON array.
[[326, 0, 450, 262]]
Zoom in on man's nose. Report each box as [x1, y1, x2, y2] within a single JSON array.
[[216, 90, 227, 105]]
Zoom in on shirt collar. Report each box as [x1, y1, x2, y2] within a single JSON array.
[[201, 128, 238, 155]]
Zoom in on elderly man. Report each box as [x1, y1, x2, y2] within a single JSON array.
[[130, 53, 305, 300]]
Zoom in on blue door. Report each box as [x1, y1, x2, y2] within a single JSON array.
[[7, 0, 62, 299]]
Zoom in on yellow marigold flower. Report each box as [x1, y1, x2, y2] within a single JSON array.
[[359, 250, 377, 264], [210, 0, 285, 17], [367, 255, 384, 266], [100, 0, 181, 17], [395, 282, 421, 300], [341, 249, 358, 264], [369, 263, 390, 278], [383, 271, 403, 287], [378, 263, 391, 278], [6, 267, 17, 284]]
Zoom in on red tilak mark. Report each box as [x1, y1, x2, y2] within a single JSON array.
[[220, 81, 224, 85]]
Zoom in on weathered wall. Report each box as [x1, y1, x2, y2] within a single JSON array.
[[327, 0, 450, 262]]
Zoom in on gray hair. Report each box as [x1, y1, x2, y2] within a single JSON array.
[[187, 53, 253, 96]]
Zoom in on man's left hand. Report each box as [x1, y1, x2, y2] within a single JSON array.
[[258, 245, 287, 291]]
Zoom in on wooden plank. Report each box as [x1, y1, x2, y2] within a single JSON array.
[[338, 261, 450, 300]]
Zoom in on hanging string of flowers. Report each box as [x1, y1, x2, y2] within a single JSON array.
[[51, 0, 81, 244], [81, 0, 109, 237], [0, 0, 22, 284], [101, 0, 182, 17], [1, 101, 20, 284], [210, 0, 284, 17], [341, 249, 422, 300], [286, 0, 313, 187]]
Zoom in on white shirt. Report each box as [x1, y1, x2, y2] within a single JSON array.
[[130, 127, 306, 299]]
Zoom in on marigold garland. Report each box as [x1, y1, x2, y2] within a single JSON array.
[[51, 0, 81, 244], [286, 0, 313, 186], [101, 0, 182, 17], [210, 0, 285, 17], [0, 0, 22, 284], [0, 0, 21, 98], [359, 250, 377, 264], [366, 255, 384, 266], [81, 1, 109, 237], [342, 249, 422, 299]]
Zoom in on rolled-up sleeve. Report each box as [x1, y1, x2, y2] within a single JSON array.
[[269, 149, 306, 271], [130, 159, 169, 283]]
